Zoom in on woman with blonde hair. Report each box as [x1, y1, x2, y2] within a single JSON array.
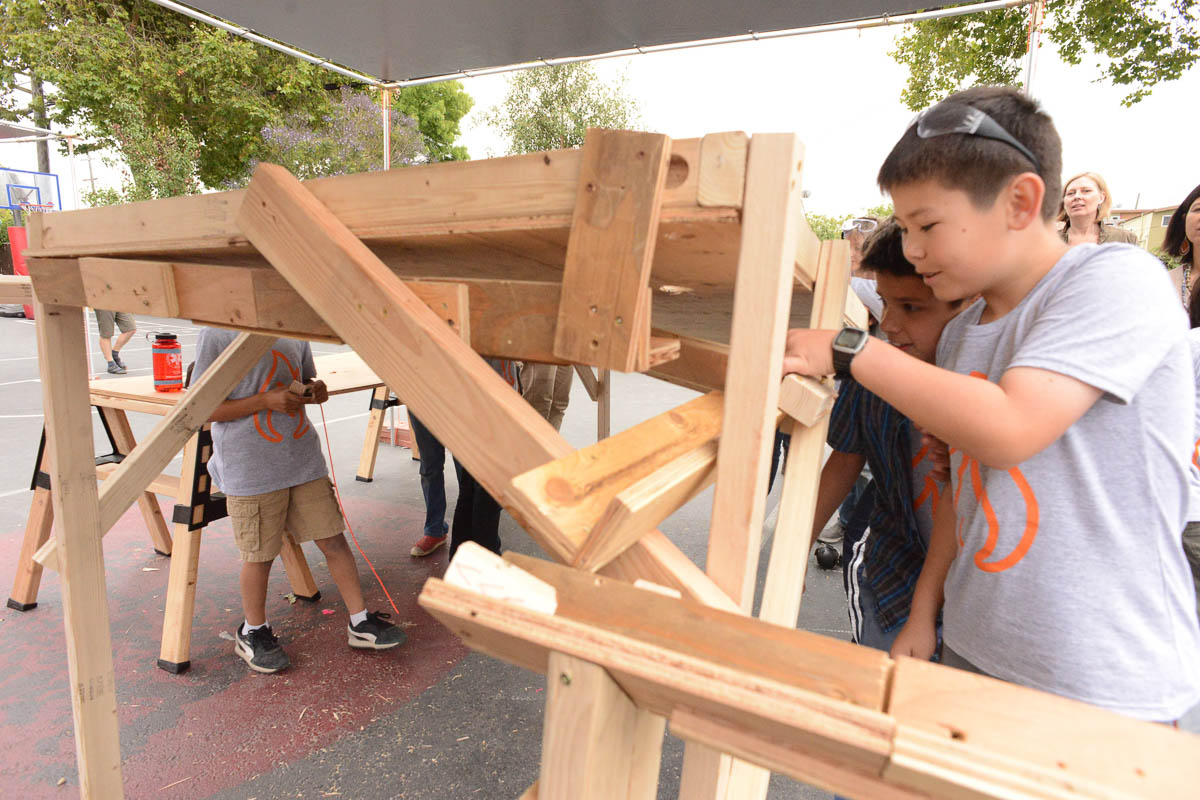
[[1058, 171, 1138, 246]]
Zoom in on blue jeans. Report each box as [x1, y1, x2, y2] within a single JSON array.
[[408, 413, 449, 539]]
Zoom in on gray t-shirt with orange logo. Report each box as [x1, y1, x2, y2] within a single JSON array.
[[936, 243, 1200, 721], [193, 329, 328, 497]]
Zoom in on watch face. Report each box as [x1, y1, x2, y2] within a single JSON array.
[[833, 327, 868, 350]]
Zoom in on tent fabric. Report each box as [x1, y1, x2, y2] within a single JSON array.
[[185, 1, 932, 83]]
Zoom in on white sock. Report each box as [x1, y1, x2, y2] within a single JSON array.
[[242, 620, 267, 636], [349, 609, 368, 627]]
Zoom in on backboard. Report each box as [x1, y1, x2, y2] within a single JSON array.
[[1, 167, 61, 211]]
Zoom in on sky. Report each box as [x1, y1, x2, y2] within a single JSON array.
[[3, 20, 1197, 215]]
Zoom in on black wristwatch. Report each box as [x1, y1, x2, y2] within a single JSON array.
[[832, 326, 869, 378]]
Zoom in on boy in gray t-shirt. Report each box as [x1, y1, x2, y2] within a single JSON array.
[[194, 329, 407, 673], [783, 86, 1200, 721]]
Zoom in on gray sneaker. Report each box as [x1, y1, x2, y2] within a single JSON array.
[[235, 625, 290, 673], [348, 611, 408, 650], [106, 361, 126, 375], [111, 350, 125, 369], [817, 519, 845, 545]]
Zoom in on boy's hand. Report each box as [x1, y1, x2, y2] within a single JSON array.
[[782, 329, 837, 378], [264, 386, 304, 414], [922, 432, 951, 483], [889, 617, 938, 661], [307, 380, 328, 404]]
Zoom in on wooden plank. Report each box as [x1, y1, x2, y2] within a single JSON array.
[[518, 781, 539, 800], [508, 392, 724, 558], [647, 332, 728, 393], [646, 336, 681, 367], [596, 369, 611, 441], [553, 129, 671, 371], [697, 132, 749, 208], [420, 567, 894, 773], [706, 133, 807, 612], [884, 656, 1200, 800], [0, 274, 33, 302], [26, 139, 714, 259], [157, 434, 204, 670], [357, 386, 391, 481], [575, 441, 719, 572], [759, 240, 850, 627], [8, 483, 54, 609], [34, 302, 124, 797], [540, 652, 663, 800], [98, 407, 174, 554], [279, 532, 320, 600], [777, 375, 835, 429], [688, 132, 809, 800], [80, 257, 179, 317]]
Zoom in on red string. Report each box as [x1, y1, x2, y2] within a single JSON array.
[[318, 402, 401, 618]]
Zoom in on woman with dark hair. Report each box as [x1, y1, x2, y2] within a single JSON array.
[[1165, 183, 1200, 316], [1175, 182, 1200, 620]]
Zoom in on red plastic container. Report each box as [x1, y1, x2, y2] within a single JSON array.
[[152, 332, 183, 392], [7, 226, 34, 320]]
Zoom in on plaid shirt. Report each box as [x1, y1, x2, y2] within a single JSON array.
[[827, 377, 935, 632]]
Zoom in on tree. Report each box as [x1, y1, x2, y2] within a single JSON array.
[[485, 63, 640, 154], [892, 1, 1200, 109], [394, 83, 473, 161], [0, 1, 474, 199]]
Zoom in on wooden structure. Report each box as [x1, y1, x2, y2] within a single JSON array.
[[16, 128, 1190, 799], [8, 351, 391, 672]]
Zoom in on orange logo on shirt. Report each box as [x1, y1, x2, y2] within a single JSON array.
[[911, 442, 944, 517], [950, 371, 1041, 573], [254, 350, 311, 443]]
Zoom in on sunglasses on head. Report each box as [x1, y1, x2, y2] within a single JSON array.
[[841, 218, 879, 238], [909, 101, 1042, 174]]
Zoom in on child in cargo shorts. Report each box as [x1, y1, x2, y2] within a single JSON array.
[[194, 328, 407, 674]]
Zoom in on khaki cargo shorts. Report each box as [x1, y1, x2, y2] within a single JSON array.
[[225, 477, 344, 563], [94, 309, 136, 339]]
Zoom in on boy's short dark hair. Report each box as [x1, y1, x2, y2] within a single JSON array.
[[877, 86, 1063, 222], [860, 219, 914, 279]]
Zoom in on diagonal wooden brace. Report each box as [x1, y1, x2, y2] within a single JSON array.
[[553, 129, 672, 372]]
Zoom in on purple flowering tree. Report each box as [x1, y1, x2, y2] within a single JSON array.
[[246, 87, 426, 182]]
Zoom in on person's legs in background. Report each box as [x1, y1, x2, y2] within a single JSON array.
[[110, 312, 136, 368], [408, 413, 450, 556], [449, 457, 503, 560], [546, 364, 573, 431]]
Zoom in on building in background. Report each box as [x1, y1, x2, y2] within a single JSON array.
[[1115, 206, 1178, 252]]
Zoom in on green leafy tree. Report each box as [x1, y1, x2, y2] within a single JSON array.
[[485, 63, 640, 154], [394, 83, 473, 161], [892, 1, 1200, 109]]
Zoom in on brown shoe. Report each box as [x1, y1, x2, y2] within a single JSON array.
[[410, 535, 447, 557]]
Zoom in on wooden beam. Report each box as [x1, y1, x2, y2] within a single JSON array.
[[697, 132, 749, 208], [883, 656, 1200, 800], [508, 392, 724, 558], [357, 386, 391, 481], [777, 375, 835, 429], [706, 133, 807, 612], [0, 274, 33, 303], [574, 439, 719, 571], [94, 461, 180, 498], [97, 407, 174, 554], [157, 433, 205, 671], [8, 480, 54, 610], [553, 129, 671, 371], [80, 257, 179, 317], [596, 369, 611, 441], [759, 240, 850, 628], [26, 139, 722, 257], [647, 332, 728, 393], [573, 364, 599, 402], [34, 302, 124, 797], [540, 652, 664, 800]]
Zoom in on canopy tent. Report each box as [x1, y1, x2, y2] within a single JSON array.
[[154, 1, 1030, 86]]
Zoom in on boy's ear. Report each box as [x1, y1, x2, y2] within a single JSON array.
[[1002, 172, 1046, 231]]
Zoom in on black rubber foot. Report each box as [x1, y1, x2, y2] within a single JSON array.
[[294, 590, 322, 603], [355, 476, 372, 483], [814, 543, 841, 571], [7, 598, 36, 612], [154, 549, 171, 557], [156, 658, 191, 674]]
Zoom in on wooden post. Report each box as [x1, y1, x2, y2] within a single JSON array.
[[682, 133, 814, 800], [156, 433, 204, 674], [539, 652, 664, 800], [35, 301, 124, 798], [7, 447, 54, 610], [279, 532, 320, 601], [357, 386, 391, 481], [597, 369, 611, 441]]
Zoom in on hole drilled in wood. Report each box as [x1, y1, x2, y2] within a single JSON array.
[[666, 154, 689, 189]]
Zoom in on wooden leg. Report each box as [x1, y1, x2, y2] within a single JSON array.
[[356, 386, 390, 482], [539, 652, 664, 800], [157, 434, 204, 674], [36, 301, 125, 798], [279, 532, 321, 601], [407, 406, 421, 460], [99, 406, 173, 556], [597, 369, 611, 441], [8, 483, 54, 611]]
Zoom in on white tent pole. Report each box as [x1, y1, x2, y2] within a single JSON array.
[[382, 87, 391, 171]]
